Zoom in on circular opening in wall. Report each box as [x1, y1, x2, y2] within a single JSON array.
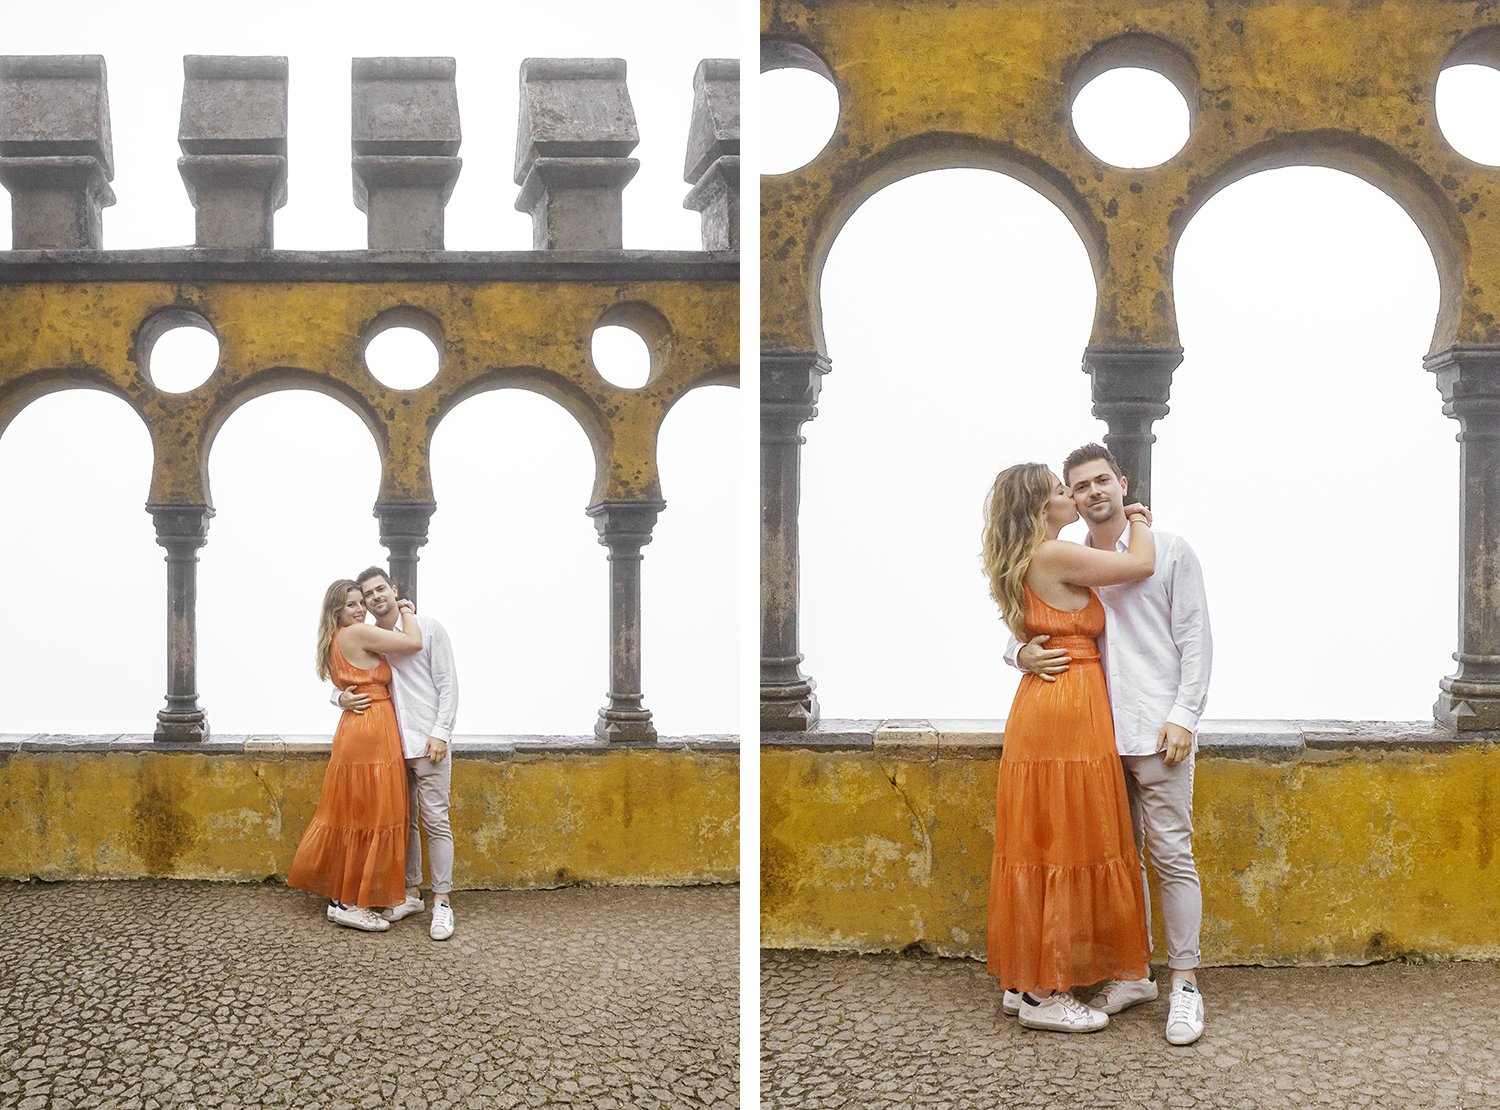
[[591, 324, 651, 389], [1071, 67, 1191, 168], [1437, 63, 1500, 166], [141, 310, 219, 393], [365, 322, 440, 390], [761, 43, 839, 175]]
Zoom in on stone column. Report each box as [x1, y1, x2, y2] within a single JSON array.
[[374, 500, 437, 606], [683, 59, 739, 251], [1429, 346, 1500, 731], [1082, 345, 1181, 505], [351, 57, 462, 250], [515, 59, 639, 250], [177, 55, 288, 249], [586, 500, 665, 743], [148, 503, 214, 742], [0, 55, 114, 249], [761, 350, 830, 731]]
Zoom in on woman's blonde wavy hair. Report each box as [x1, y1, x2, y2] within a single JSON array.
[[315, 579, 362, 682], [981, 463, 1057, 640]]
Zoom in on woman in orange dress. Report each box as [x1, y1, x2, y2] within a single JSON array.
[[980, 463, 1154, 1032], [288, 579, 423, 932]]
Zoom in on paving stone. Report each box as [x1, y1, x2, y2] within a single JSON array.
[[761, 950, 1500, 1109], [0, 880, 736, 1108]]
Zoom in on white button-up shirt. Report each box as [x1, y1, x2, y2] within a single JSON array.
[[1007, 527, 1212, 756], [332, 613, 460, 759], [385, 613, 459, 759]]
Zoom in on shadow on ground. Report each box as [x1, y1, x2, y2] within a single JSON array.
[[0, 880, 738, 1109], [761, 950, 1500, 1109]]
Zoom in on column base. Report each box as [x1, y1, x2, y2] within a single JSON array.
[[595, 706, 657, 744], [154, 711, 209, 743], [761, 679, 819, 732], [1434, 685, 1500, 732]]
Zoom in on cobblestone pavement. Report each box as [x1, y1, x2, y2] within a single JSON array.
[[0, 881, 737, 1110], [762, 950, 1500, 1109]]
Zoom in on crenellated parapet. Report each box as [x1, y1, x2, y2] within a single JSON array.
[[0, 53, 740, 744]]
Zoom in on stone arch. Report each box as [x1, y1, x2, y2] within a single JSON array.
[[803, 135, 1106, 356], [0, 371, 149, 445], [434, 370, 612, 503], [1168, 132, 1467, 353], [200, 373, 392, 506]]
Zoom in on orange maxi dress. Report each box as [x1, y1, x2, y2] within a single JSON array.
[[986, 584, 1151, 993], [287, 630, 408, 908]]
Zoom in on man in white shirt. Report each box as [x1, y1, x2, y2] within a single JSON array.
[[339, 566, 460, 941], [1008, 443, 1211, 1045]]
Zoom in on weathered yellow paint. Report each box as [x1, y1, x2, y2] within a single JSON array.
[[762, 0, 1493, 355], [0, 277, 738, 505], [762, 745, 1500, 963], [0, 747, 738, 887]]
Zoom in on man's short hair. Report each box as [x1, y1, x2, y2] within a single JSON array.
[[355, 565, 397, 592], [1062, 442, 1124, 486]]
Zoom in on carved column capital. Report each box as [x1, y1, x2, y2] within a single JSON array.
[[374, 499, 437, 604], [587, 499, 666, 551], [761, 349, 830, 441], [147, 502, 214, 554], [1428, 346, 1500, 438], [586, 499, 665, 744], [1082, 345, 1181, 505], [146, 502, 214, 743]]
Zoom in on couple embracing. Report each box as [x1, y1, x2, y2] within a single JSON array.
[[287, 566, 459, 941], [982, 444, 1211, 1045]]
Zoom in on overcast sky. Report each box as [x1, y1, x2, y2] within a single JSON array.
[[765, 63, 1498, 724], [0, 0, 739, 738]]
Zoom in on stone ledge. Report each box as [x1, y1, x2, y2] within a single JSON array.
[[0, 248, 737, 283], [762, 718, 1491, 760], [0, 732, 736, 756]]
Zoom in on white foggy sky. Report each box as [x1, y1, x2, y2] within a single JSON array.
[[0, 0, 740, 738], [766, 64, 1497, 723]]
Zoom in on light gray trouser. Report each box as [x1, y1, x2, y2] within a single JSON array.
[[1120, 750, 1202, 970], [405, 753, 454, 895]]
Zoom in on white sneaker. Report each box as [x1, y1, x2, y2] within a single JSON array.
[[1087, 976, 1158, 1015], [1017, 992, 1109, 1033], [1165, 981, 1205, 1045], [329, 904, 390, 932], [429, 900, 454, 941], [380, 895, 425, 922], [1002, 990, 1022, 1017]]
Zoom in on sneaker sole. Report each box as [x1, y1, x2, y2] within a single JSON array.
[[1166, 1024, 1203, 1046], [1017, 1014, 1109, 1033], [1091, 986, 1159, 1015], [381, 903, 425, 923], [330, 913, 389, 933]]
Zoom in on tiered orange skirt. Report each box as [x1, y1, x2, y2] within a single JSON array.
[[986, 596, 1151, 993]]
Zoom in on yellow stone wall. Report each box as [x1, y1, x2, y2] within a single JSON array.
[[762, 744, 1500, 963], [762, 0, 1498, 356], [0, 746, 738, 887]]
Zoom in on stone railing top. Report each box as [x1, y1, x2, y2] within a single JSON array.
[[0, 733, 739, 757], [761, 719, 1493, 759]]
